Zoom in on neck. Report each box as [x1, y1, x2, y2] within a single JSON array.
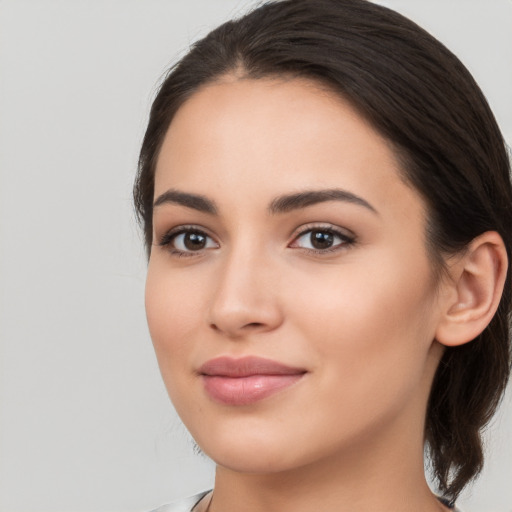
[[210, 437, 442, 512]]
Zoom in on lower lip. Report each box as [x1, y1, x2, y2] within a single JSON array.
[[202, 374, 304, 406]]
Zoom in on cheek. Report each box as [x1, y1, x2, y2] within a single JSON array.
[[145, 263, 205, 367], [144, 264, 213, 420], [287, 254, 438, 397]]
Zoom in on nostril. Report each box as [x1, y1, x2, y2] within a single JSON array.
[[246, 322, 264, 329], [209, 321, 264, 331]]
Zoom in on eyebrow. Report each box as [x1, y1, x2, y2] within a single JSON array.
[[152, 187, 377, 216], [269, 189, 378, 215], [153, 189, 217, 214]]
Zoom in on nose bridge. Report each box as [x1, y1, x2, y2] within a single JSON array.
[[208, 234, 282, 336]]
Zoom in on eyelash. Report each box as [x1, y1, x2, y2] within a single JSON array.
[[157, 224, 356, 258], [290, 224, 356, 254], [157, 225, 217, 258]]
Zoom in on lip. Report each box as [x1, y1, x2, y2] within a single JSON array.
[[199, 356, 307, 406]]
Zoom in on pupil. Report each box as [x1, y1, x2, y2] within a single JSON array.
[[184, 232, 206, 250], [311, 230, 333, 249]]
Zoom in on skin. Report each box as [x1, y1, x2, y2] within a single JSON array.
[[146, 77, 454, 512]]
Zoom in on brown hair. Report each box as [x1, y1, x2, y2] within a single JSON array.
[[134, 0, 512, 502]]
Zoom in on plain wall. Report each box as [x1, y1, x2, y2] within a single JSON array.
[[0, 1, 510, 511]]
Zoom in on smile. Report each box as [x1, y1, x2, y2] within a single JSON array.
[[199, 356, 307, 406]]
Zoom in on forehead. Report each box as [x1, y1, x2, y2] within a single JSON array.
[[154, 77, 424, 222]]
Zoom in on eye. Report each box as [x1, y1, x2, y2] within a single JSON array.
[[290, 227, 355, 252], [158, 227, 218, 256]]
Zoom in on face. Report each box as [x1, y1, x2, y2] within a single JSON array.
[[146, 77, 445, 474]]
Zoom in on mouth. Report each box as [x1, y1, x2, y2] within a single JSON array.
[[198, 356, 307, 406]]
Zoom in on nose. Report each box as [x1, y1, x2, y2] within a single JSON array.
[[207, 250, 283, 338]]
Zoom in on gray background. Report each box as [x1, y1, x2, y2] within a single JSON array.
[[0, 1, 510, 511]]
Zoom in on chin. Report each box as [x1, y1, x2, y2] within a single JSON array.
[[202, 442, 306, 474], [186, 417, 302, 473], [187, 415, 343, 476]]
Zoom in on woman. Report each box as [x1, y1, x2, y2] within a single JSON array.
[[134, 0, 512, 510]]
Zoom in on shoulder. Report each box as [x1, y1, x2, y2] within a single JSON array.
[[148, 491, 211, 512]]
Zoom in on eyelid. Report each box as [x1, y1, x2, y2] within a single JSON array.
[[289, 223, 356, 252], [157, 224, 219, 255], [290, 222, 355, 241]]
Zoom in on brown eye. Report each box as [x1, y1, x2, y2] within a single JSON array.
[[159, 228, 218, 254], [310, 230, 334, 249], [291, 227, 354, 252], [183, 232, 207, 250]]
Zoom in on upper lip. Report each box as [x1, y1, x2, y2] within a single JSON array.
[[199, 356, 307, 377]]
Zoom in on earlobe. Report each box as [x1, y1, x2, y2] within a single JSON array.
[[435, 231, 508, 347]]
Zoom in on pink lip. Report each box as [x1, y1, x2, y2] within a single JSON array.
[[199, 356, 307, 406]]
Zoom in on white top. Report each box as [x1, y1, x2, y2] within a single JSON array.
[[149, 491, 210, 512]]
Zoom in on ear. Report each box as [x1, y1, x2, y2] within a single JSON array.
[[435, 231, 508, 347]]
